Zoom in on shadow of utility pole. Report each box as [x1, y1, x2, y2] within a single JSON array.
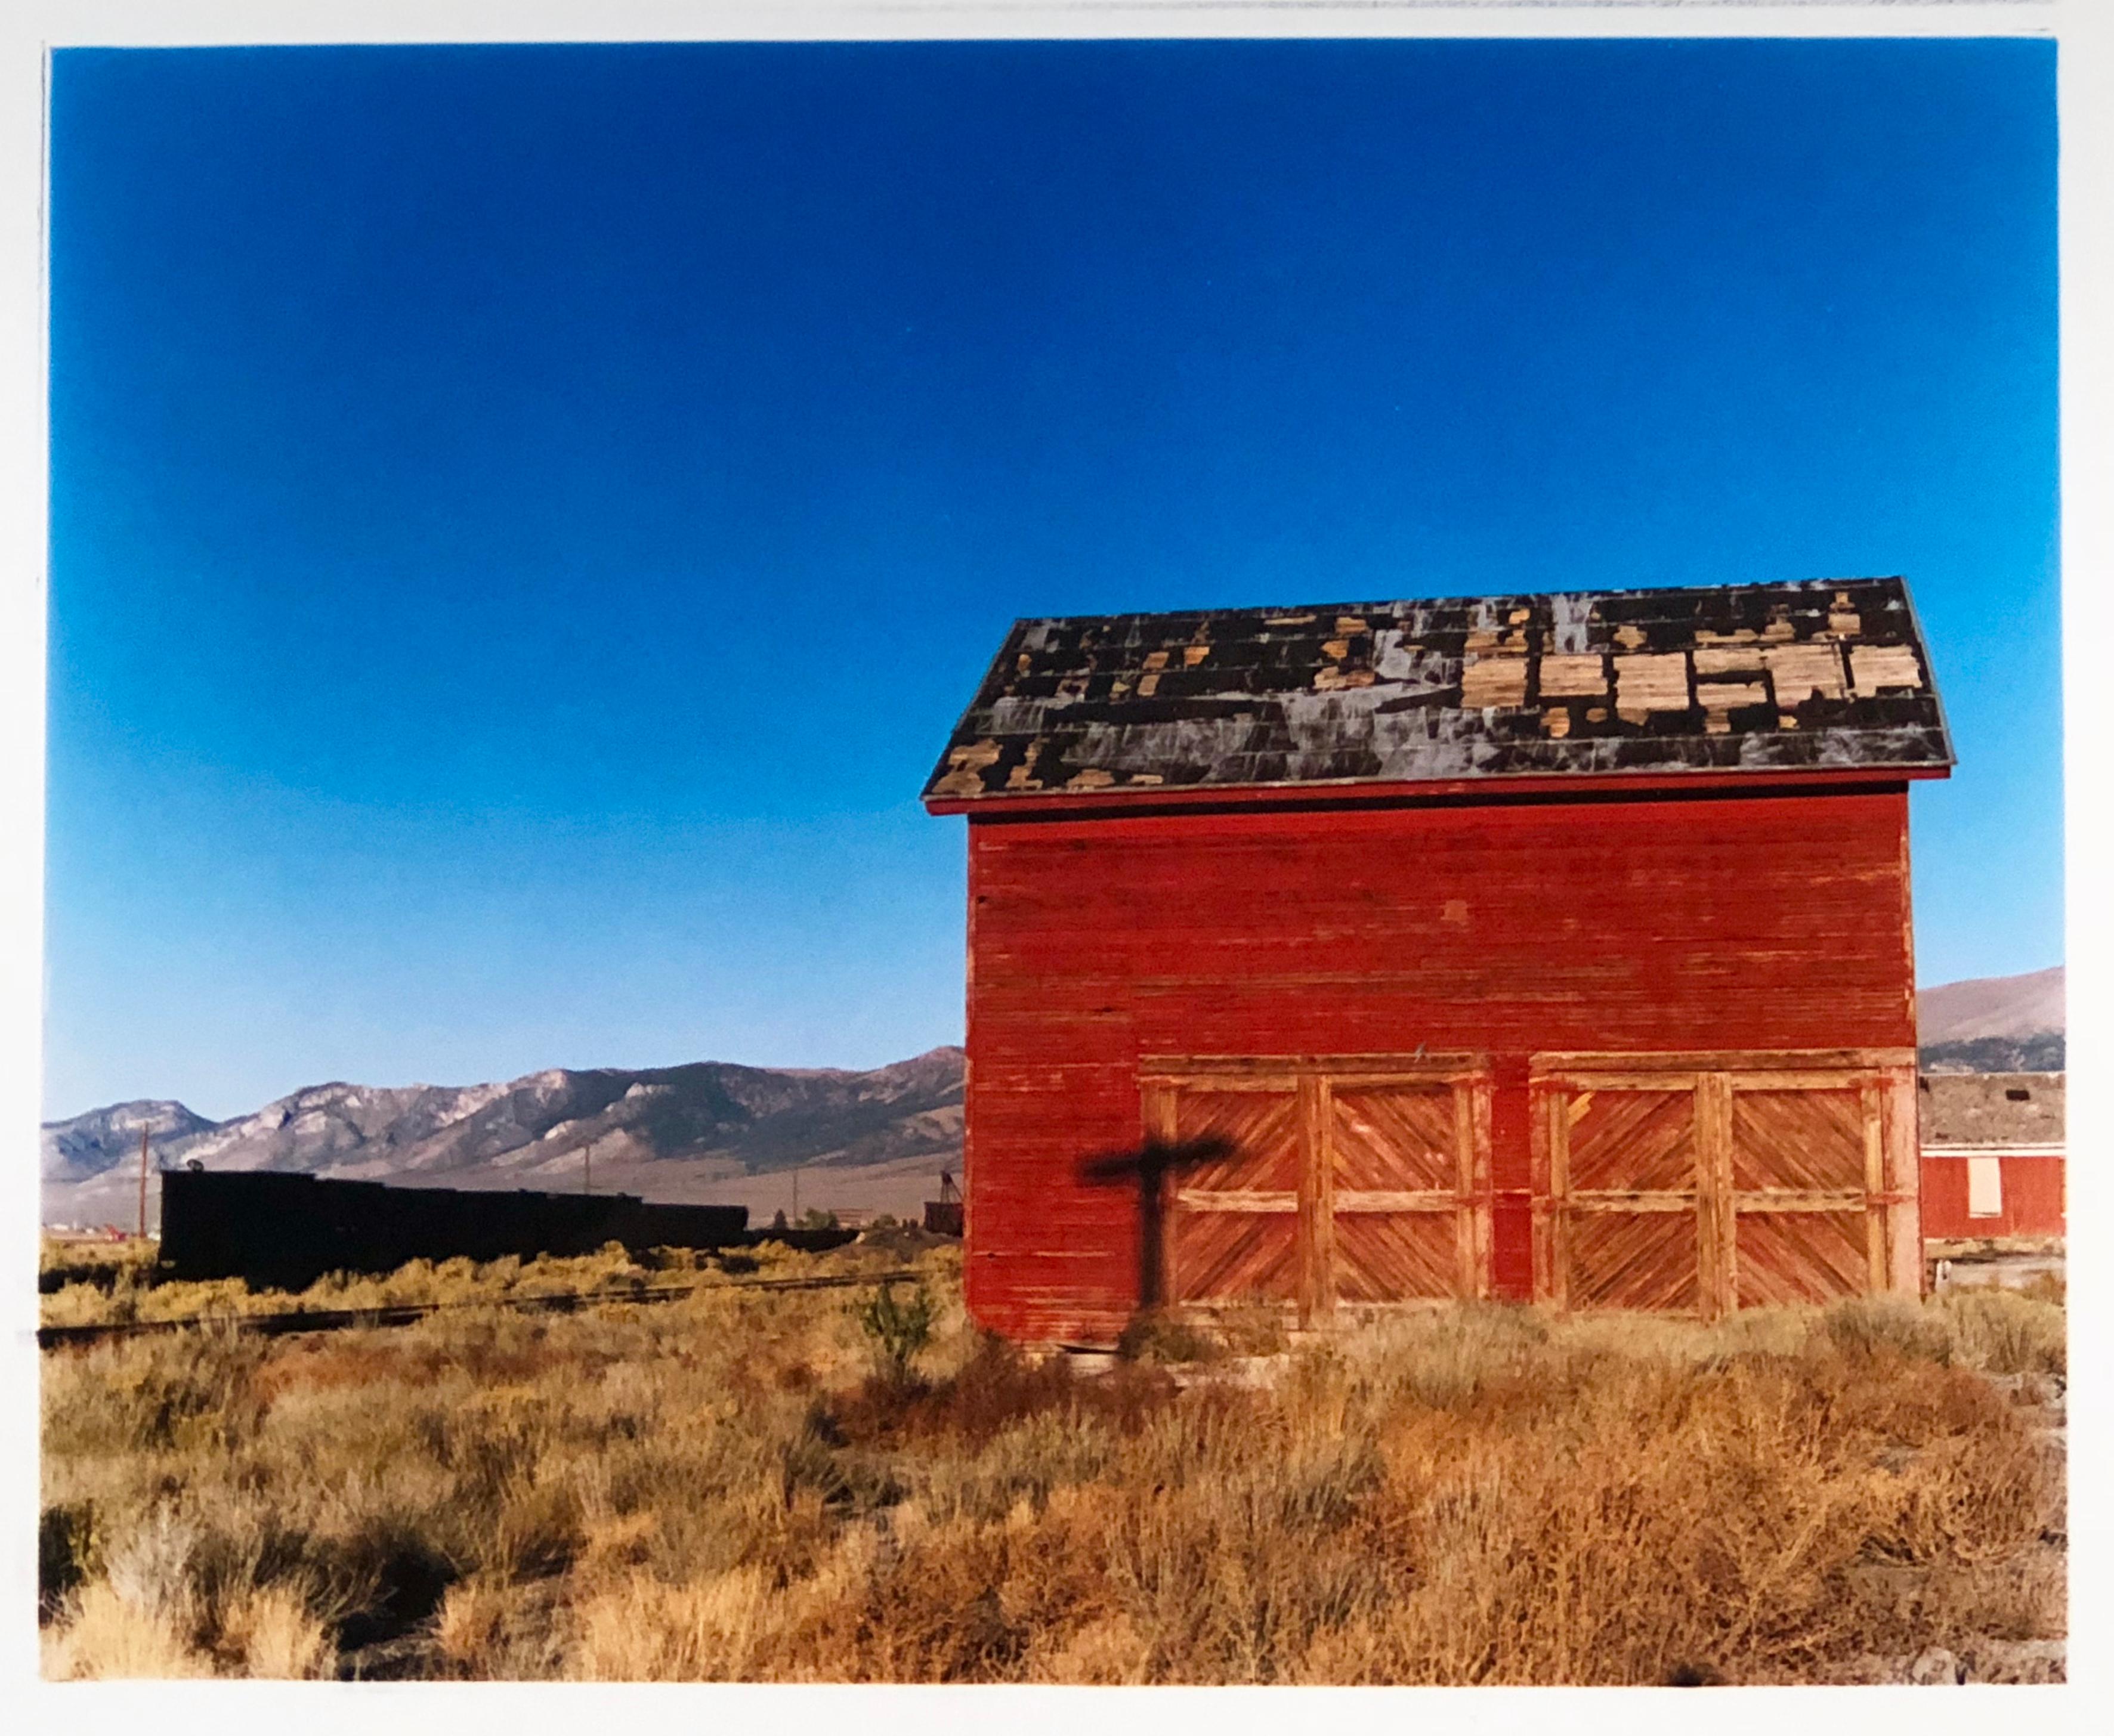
[[1078, 1134, 1233, 1309]]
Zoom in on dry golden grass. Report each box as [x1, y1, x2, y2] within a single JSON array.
[[39, 1241, 2064, 1685], [36, 1232, 854, 1329]]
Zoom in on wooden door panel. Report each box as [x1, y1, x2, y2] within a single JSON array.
[[1146, 1059, 1494, 1316], [1537, 1081, 1703, 1314], [1569, 1089, 1698, 1193], [1170, 1088, 1302, 1194], [1731, 1082, 1883, 1305], [1569, 1211, 1699, 1313], [1331, 1087, 1456, 1193], [1334, 1212, 1459, 1302], [1170, 1204, 1301, 1302], [1328, 1079, 1483, 1304], [1731, 1090, 1866, 1193], [1535, 1053, 1919, 1318], [1735, 1210, 1869, 1308], [1166, 1085, 1302, 1307]]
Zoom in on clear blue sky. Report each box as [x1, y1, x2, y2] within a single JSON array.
[[44, 38, 2059, 1122]]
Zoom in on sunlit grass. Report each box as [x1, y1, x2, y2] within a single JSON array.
[[39, 1242, 2063, 1684]]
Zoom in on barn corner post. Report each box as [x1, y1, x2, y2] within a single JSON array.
[[1860, 1080, 1890, 1296], [921, 578, 1953, 1338], [1893, 781, 1924, 1299], [1881, 1066, 1924, 1298], [1139, 1080, 1178, 1311], [960, 815, 978, 1313]]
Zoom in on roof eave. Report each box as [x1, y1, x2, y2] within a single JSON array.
[[922, 760, 1951, 817]]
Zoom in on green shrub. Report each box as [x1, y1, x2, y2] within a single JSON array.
[[852, 1282, 936, 1384]]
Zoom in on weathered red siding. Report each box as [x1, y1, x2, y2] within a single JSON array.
[[1919, 1153, 2066, 1240], [962, 783, 1917, 1344]]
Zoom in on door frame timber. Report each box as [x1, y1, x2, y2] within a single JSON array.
[[1139, 1054, 1494, 1325], [1529, 1048, 1920, 1320]]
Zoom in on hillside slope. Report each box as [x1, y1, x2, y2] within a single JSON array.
[[42, 1048, 964, 1228], [1918, 966, 2064, 1073]]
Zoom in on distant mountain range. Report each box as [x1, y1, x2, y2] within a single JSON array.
[[42, 1049, 964, 1230], [42, 964, 2066, 1228], [1917, 966, 2064, 1074]]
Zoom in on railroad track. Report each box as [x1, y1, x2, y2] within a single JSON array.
[[36, 1265, 928, 1350]]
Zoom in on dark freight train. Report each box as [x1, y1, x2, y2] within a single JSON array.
[[159, 1169, 753, 1290]]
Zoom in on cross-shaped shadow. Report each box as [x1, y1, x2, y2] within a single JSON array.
[[1078, 1134, 1234, 1308]]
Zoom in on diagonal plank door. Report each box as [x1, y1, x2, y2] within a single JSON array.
[[1534, 1076, 1706, 1315], [1533, 1052, 1920, 1319], [1730, 1083, 1883, 1307], [1328, 1079, 1489, 1304], [1163, 1084, 1305, 1310], [1143, 1056, 1494, 1322]]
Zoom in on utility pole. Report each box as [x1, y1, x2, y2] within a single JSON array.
[[583, 1135, 592, 1196], [792, 1167, 799, 1224], [137, 1125, 150, 1240]]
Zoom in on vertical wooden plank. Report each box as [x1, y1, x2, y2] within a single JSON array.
[[1142, 1083, 1177, 1144], [1541, 1085, 1571, 1313], [1490, 1060, 1533, 1302], [1142, 1084, 1177, 1305], [1694, 1073, 1736, 1322], [1860, 1083, 1889, 1294], [1880, 1066, 1923, 1297], [1712, 1073, 1738, 1322], [1478, 1078, 1496, 1301], [1297, 1073, 1330, 1327], [1313, 1073, 1338, 1321], [1450, 1079, 1475, 1301], [1693, 1078, 1719, 1322], [1460, 1075, 1494, 1301]]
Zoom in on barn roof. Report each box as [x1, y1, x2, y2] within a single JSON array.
[[922, 576, 1952, 806]]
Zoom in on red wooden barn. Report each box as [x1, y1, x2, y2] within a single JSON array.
[[922, 577, 1953, 1347]]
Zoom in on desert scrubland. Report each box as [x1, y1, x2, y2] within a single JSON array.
[[39, 1234, 2064, 1684]]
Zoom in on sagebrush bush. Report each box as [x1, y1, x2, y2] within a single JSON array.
[[1115, 1308, 1221, 1366], [851, 1282, 936, 1383], [1940, 1288, 2066, 1377], [1824, 1292, 1958, 1364]]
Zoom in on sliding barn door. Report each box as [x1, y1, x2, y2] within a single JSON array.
[[1159, 1080, 1305, 1310], [1532, 1051, 1918, 1320], [1730, 1076, 1906, 1305], [1327, 1076, 1491, 1307], [1142, 1057, 1492, 1323], [1534, 1070, 1710, 1316]]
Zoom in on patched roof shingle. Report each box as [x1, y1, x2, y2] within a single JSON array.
[[922, 577, 1951, 804]]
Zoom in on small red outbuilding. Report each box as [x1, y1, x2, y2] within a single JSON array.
[[923, 578, 1952, 1347], [1917, 1072, 2065, 1242]]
